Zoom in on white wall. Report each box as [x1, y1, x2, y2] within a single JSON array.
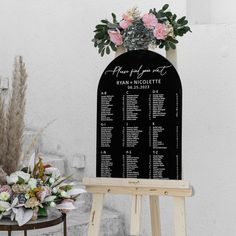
[[0, 0, 186, 177], [179, 23, 236, 235], [187, 0, 211, 24], [1, 1, 236, 235], [187, 0, 236, 24]]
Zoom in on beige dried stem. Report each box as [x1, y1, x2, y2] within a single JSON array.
[[4, 56, 27, 174], [0, 91, 7, 167], [20, 119, 56, 169], [0, 89, 8, 183], [0, 166, 7, 184]]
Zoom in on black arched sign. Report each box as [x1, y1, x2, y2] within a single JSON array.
[[97, 50, 182, 179]]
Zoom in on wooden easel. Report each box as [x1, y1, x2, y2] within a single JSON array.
[[83, 177, 192, 236], [85, 48, 193, 235]]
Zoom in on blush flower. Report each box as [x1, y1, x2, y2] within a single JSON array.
[[36, 187, 51, 202], [108, 30, 123, 46], [119, 20, 130, 29], [25, 197, 40, 209], [153, 23, 168, 39], [0, 185, 12, 195], [142, 13, 158, 29], [122, 13, 134, 22]]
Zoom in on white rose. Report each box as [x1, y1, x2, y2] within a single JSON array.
[[44, 196, 57, 202], [6, 173, 18, 185], [28, 178, 37, 189], [45, 167, 60, 179], [60, 191, 69, 198], [50, 202, 56, 208], [16, 171, 30, 183], [52, 187, 58, 194], [49, 178, 55, 184]]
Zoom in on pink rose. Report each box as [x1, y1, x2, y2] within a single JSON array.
[[36, 187, 51, 202], [108, 30, 123, 46], [0, 185, 12, 195], [119, 20, 130, 29], [153, 23, 168, 39], [142, 13, 158, 29], [122, 13, 133, 23]]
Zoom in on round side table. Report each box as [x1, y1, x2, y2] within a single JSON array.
[[0, 209, 67, 236]]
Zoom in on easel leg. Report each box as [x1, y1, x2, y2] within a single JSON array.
[[130, 194, 142, 236], [173, 197, 186, 236], [88, 193, 104, 236], [149, 196, 161, 236]]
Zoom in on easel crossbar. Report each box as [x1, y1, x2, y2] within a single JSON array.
[[83, 178, 192, 197]]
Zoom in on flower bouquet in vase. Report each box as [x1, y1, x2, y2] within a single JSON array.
[[0, 157, 86, 226]]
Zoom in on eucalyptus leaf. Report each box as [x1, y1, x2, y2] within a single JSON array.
[[165, 43, 170, 50], [162, 4, 169, 11], [111, 13, 117, 23], [110, 42, 117, 51], [106, 47, 110, 55], [165, 11, 172, 18], [172, 14, 177, 21], [101, 19, 108, 24], [169, 42, 176, 49], [101, 48, 105, 57], [98, 47, 103, 54]]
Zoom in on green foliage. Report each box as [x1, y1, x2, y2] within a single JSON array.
[[92, 13, 119, 57], [17, 177, 25, 184], [150, 4, 191, 50]]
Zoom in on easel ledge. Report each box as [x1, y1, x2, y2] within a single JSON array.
[[83, 177, 192, 197]]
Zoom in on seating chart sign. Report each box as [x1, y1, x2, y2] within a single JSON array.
[[96, 50, 182, 179]]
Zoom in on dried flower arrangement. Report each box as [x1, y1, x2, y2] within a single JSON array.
[[0, 57, 86, 226], [92, 4, 191, 56]]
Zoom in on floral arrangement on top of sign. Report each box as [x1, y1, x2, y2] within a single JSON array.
[[92, 4, 191, 56], [0, 157, 86, 226]]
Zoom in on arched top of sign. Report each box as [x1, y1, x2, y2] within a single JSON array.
[[98, 50, 182, 94], [97, 50, 182, 180]]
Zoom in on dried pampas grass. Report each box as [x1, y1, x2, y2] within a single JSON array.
[[0, 94, 7, 168], [0, 167, 7, 185], [0, 56, 27, 175]]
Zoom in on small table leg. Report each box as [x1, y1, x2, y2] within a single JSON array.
[[8, 230, 11, 236], [63, 214, 67, 236], [24, 229, 27, 236]]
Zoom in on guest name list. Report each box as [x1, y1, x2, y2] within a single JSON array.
[[97, 50, 182, 179]]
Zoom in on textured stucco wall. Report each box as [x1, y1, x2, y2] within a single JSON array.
[[1, 1, 236, 235]]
